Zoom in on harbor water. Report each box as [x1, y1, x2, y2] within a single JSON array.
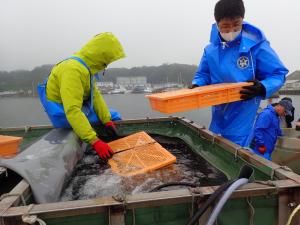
[[0, 94, 300, 128]]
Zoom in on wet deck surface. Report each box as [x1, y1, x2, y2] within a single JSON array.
[[61, 135, 227, 201]]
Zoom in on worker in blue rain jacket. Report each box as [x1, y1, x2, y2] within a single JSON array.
[[190, 0, 288, 147], [252, 100, 293, 160]]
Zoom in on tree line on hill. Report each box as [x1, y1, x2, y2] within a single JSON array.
[[0, 63, 198, 92], [1, 63, 297, 93]]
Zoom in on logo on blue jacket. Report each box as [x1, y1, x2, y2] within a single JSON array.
[[237, 56, 249, 69]]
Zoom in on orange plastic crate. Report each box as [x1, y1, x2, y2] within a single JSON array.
[[108, 132, 176, 177], [108, 131, 156, 153], [146, 82, 252, 114], [0, 135, 23, 157]]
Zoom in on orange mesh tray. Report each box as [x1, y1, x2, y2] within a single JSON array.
[[146, 82, 252, 114], [108, 131, 156, 153], [0, 135, 23, 157], [108, 132, 176, 177]]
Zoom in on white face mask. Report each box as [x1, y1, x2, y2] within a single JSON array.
[[220, 30, 241, 42]]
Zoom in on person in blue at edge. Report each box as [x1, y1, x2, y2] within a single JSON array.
[[190, 0, 288, 147], [252, 100, 293, 160]]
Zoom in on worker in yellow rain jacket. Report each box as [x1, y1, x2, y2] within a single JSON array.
[[37, 32, 125, 160]]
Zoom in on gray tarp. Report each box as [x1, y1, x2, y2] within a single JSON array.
[[0, 129, 86, 203]]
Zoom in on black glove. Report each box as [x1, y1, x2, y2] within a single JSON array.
[[188, 84, 199, 89], [240, 80, 266, 100]]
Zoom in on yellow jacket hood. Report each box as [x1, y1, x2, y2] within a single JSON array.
[[74, 32, 125, 75]]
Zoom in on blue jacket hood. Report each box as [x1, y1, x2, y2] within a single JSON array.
[[210, 21, 267, 53]]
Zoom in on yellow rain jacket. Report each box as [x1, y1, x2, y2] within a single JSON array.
[[46, 33, 125, 144]]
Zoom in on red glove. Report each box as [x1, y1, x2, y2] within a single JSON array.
[[258, 145, 267, 154], [105, 121, 118, 139], [92, 139, 113, 160], [105, 121, 116, 129]]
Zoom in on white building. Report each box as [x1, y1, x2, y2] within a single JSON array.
[[281, 80, 300, 90], [116, 77, 147, 88]]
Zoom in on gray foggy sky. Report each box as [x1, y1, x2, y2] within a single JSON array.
[[0, 0, 299, 73]]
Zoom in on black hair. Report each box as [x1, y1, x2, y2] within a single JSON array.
[[281, 97, 292, 103], [214, 0, 245, 22]]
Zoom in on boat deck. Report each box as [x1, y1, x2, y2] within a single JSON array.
[[1, 118, 300, 225]]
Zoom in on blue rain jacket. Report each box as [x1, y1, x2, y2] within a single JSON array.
[[252, 105, 282, 160], [192, 22, 288, 146]]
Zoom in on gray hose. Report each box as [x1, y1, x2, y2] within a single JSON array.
[[206, 178, 249, 225]]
